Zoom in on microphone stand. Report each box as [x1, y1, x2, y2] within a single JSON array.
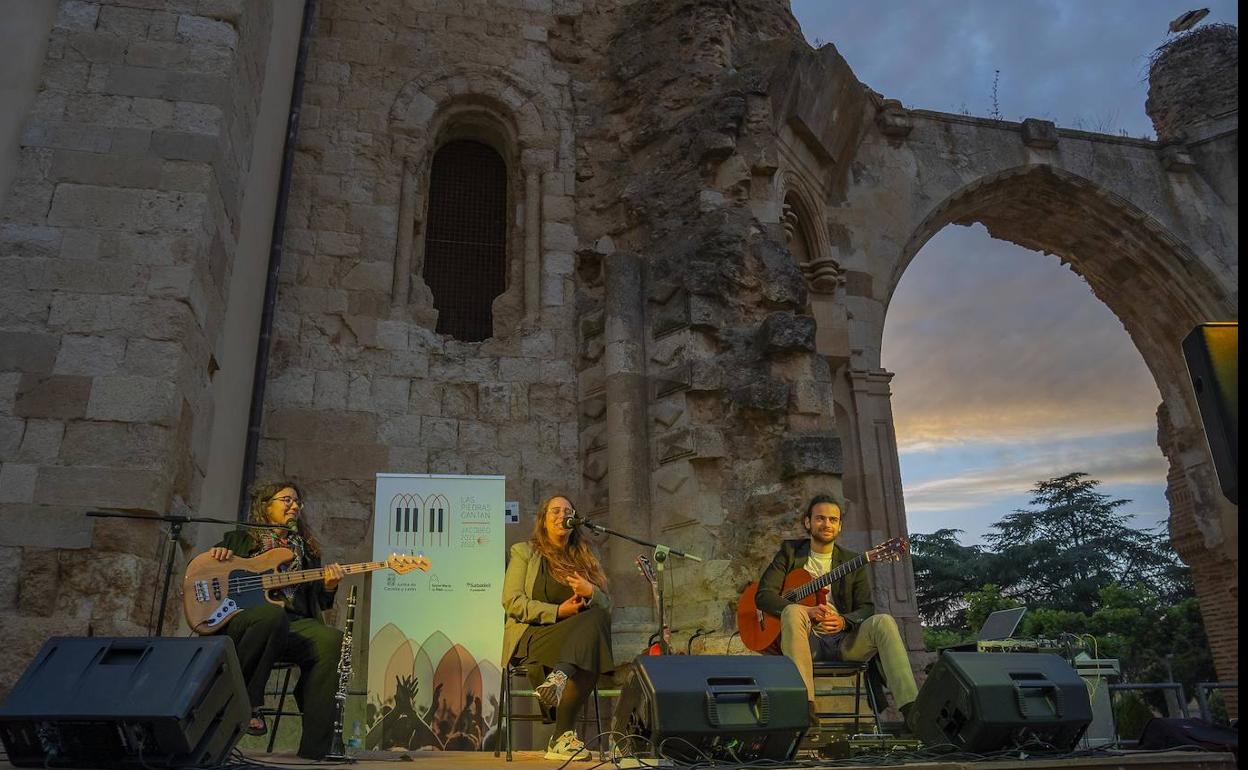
[[571, 517, 701, 655], [86, 510, 287, 636]]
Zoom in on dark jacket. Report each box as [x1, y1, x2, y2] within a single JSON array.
[[755, 538, 874, 631], [216, 529, 337, 620]]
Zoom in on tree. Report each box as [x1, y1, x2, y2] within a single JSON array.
[[984, 472, 1187, 612], [909, 528, 989, 626], [910, 472, 1215, 696]]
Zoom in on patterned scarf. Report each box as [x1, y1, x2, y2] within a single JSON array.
[[254, 527, 306, 601]]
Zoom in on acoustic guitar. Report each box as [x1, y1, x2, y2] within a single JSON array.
[[182, 547, 430, 634], [735, 537, 908, 653]]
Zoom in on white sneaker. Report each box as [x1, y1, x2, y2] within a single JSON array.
[[535, 669, 569, 708], [545, 730, 590, 761]]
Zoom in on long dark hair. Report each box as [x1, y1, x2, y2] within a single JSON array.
[[247, 480, 322, 558], [529, 494, 607, 588]]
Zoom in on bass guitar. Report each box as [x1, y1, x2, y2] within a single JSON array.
[[735, 537, 908, 653], [182, 547, 429, 634]]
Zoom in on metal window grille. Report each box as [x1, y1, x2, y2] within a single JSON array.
[[423, 140, 508, 342]]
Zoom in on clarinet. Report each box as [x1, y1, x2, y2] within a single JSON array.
[[324, 585, 357, 762]]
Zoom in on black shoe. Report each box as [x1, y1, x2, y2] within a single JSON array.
[[900, 702, 918, 735]]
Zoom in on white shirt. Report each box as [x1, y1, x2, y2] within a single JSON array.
[[805, 549, 833, 579]]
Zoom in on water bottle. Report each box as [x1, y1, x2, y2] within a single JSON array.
[[348, 720, 363, 749]]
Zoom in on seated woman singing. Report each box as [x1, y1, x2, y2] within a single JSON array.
[[501, 495, 613, 761]]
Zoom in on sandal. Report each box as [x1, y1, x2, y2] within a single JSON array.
[[245, 713, 268, 737]]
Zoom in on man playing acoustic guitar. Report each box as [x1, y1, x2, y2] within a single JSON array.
[[755, 494, 918, 732]]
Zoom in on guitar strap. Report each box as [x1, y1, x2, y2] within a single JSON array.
[[254, 530, 306, 600]]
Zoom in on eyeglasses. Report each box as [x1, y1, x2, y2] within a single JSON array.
[[547, 506, 575, 518], [270, 496, 302, 508]]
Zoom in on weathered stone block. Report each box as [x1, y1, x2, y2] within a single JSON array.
[[378, 414, 423, 447], [52, 335, 125, 375], [98, 5, 152, 38], [313, 370, 348, 409], [176, 14, 238, 49], [441, 384, 477, 418], [17, 421, 64, 463], [46, 184, 143, 229], [759, 312, 816, 353], [778, 435, 843, 479], [0, 416, 22, 458], [56, 0, 100, 31], [0, 332, 60, 374], [266, 409, 378, 443], [420, 417, 458, 450], [150, 130, 218, 162], [477, 383, 510, 422], [460, 421, 498, 452], [0, 464, 37, 503], [1020, 118, 1059, 149], [85, 375, 178, 425], [730, 378, 789, 412], [14, 374, 91, 419], [50, 149, 163, 189], [33, 466, 169, 511], [60, 422, 174, 469], [17, 548, 60, 616], [284, 440, 388, 480]]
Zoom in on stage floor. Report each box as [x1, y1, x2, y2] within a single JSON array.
[[0, 749, 1234, 769], [189, 749, 1235, 769]]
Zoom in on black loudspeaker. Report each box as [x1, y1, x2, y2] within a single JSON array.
[[611, 654, 808, 764], [0, 636, 250, 768], [1182, 322, 1238, 504], [910, 652, 1092, 753]]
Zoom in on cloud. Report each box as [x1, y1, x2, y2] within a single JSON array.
[[882, 225, 1163, 451], [902, 436, 1168, 515], [792, 0, 1240, 138]]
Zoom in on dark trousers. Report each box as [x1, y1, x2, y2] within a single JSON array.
[[225, 603, 344, 759]]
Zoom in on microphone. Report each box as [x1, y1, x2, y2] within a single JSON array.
[[562, 514, 589, 530]]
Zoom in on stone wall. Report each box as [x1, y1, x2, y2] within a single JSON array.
[[254, 0, 582, 574], [1147, 24, 1238, 143], [0, 0, 280, 692]]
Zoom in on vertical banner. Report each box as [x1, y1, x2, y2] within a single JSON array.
[[366, 474, 505, 751]]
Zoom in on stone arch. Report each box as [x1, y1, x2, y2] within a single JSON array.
[[881, 165, 1228, 417], [876, 162, 1237, 683], [779, 172, 843, 294], [387, 65, 571, 335]]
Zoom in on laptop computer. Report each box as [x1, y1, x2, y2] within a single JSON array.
[[942, 606, 1027, 651], [976, 606, 1026, 641]]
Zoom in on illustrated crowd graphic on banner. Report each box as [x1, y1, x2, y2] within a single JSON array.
[[366, 475, 505, 752]]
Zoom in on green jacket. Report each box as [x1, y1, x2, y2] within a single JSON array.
[[215, 529, 337, 621], [501, 542, 612, 666], [755, 538, 874, 630]]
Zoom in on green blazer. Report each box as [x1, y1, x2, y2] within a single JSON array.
[[501, 542, 612, 665], [755, 538, 874, 631]]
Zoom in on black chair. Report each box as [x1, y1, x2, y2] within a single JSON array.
[[256, 662, 302, 753], [492, 662, 606, 761], [811, 660, 881, 735]]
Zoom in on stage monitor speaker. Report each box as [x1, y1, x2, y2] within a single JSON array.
[[0, 636, 249, 768], [610, 654, 808, 765], [910, 652, 1092, 753], [1182, 322, 1238, 504]]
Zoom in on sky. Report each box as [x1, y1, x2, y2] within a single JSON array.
[[790, 1, 1238, 542]]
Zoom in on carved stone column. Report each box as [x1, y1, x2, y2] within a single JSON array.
[[841, 367, 923, 651], [603, 251, 652, 608]]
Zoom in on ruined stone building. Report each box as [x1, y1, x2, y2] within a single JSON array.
[[0, 0, 1237, 711]]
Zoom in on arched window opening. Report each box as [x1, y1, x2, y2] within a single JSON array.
[[423, 139, 508, 342]]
